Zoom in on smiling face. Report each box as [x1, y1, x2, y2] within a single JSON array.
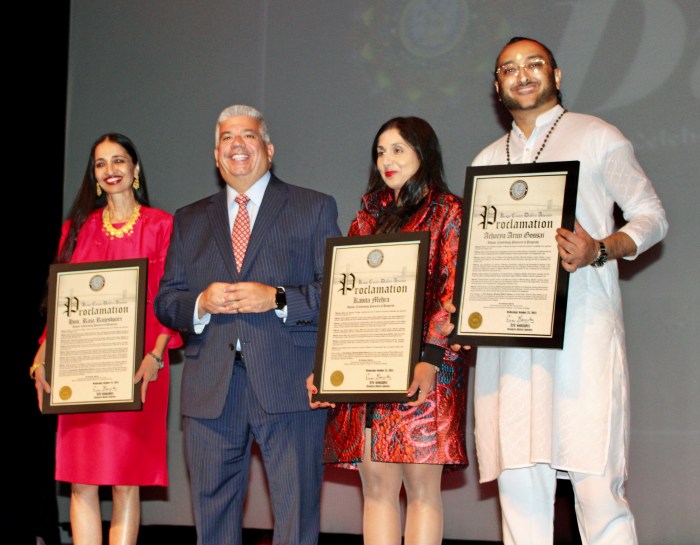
[[376, 128, 421, 199], [494, 39, 561, 115], [214, 115, 274, 192], [94, 139, 139, 197]]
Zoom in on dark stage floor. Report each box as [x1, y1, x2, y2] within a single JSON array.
[[130, 525, 579, 545], [55, 522, 581, 545], [55, 481, 582, 544], [135, 526, 497, 544]]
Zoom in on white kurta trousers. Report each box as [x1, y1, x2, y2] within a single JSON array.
[[497, 400, 638, 545]]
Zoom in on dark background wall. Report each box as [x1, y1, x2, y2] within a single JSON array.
[[12, 2, 69, 544]]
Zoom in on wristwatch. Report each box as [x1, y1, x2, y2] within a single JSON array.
[[275, 286, 287, 310], [591, 240, 608, 268], [149, 352, 165, 370]]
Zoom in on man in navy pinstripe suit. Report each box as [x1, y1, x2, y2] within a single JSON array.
[[155, 104, 341, 545]]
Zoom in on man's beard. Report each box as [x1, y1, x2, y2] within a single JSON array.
[[500, 74, 558, 111]]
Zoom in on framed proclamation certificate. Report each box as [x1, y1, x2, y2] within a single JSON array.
[[312, 231, 430, 403], [42, 258, 147, 414], [451, 161, 579, 349]]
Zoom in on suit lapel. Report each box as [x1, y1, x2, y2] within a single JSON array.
[[207, 190, 239, 279], [239, 176, 287, 275]]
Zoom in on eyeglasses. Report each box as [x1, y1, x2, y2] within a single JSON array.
[[495, 59, 547, 78]]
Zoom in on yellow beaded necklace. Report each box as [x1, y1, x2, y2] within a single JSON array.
[[102, 203, 141, 239]]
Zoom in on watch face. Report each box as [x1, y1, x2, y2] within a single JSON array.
[[275, 288, 286, 309], [592, 243, 607, 267]]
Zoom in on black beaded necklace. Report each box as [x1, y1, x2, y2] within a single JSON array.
[[506, 109, 567, 164]]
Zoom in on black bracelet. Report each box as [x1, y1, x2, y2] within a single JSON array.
[[149, 352, 165, 370]]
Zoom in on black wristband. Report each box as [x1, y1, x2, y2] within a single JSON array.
[[275, 286, 287, 310], [421, 343, 444, 369]]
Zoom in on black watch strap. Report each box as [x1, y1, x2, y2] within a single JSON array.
[[275, 286, 287, 310]]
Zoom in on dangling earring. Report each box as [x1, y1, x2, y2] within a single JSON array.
[[133, 173, 140, 190], [96, 183, 102, 197]]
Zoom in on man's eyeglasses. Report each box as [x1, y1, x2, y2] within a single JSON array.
[[495, 59, 547, 78]]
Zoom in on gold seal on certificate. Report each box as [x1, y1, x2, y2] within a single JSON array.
[[59, 386, 72, 400], [330, 371, 344, 386], [468, 312, 483, 329]]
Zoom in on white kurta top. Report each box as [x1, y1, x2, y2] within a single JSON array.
[[472, 105, 668, 482]]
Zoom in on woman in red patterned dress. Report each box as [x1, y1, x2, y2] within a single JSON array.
[[309, 117, 469, 545], [31, 133, 181, 545]]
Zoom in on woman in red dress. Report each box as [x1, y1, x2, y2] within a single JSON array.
[[31, 133, 181, 545], [309, 117, 469, 545]]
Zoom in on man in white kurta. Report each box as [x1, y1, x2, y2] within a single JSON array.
[[470, 37, 668, 545]]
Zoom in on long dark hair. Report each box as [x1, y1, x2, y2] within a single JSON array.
[[365, 116, 449, 233], [57, 133, 150, 264], [40, 134, 150, 317]]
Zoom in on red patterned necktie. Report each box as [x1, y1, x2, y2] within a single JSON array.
[[231, 194, 250, 272]]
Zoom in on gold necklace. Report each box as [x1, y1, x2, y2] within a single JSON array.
[[506, 109, 567, 164], [102, 204, 141, 239]]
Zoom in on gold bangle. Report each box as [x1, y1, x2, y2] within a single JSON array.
[[29, 361, 45, 379]]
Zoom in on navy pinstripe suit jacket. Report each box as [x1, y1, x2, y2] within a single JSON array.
[[155, 174, 341, 418]]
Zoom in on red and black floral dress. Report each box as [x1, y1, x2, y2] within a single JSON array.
[[323, 187, 469, 469]]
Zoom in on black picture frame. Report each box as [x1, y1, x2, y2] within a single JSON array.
[[450, 161, 579, 349], [42, 258, 147, 414], [312, 231, 430, 402]]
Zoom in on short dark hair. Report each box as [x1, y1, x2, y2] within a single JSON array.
[[496, 36, 562, 104]]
